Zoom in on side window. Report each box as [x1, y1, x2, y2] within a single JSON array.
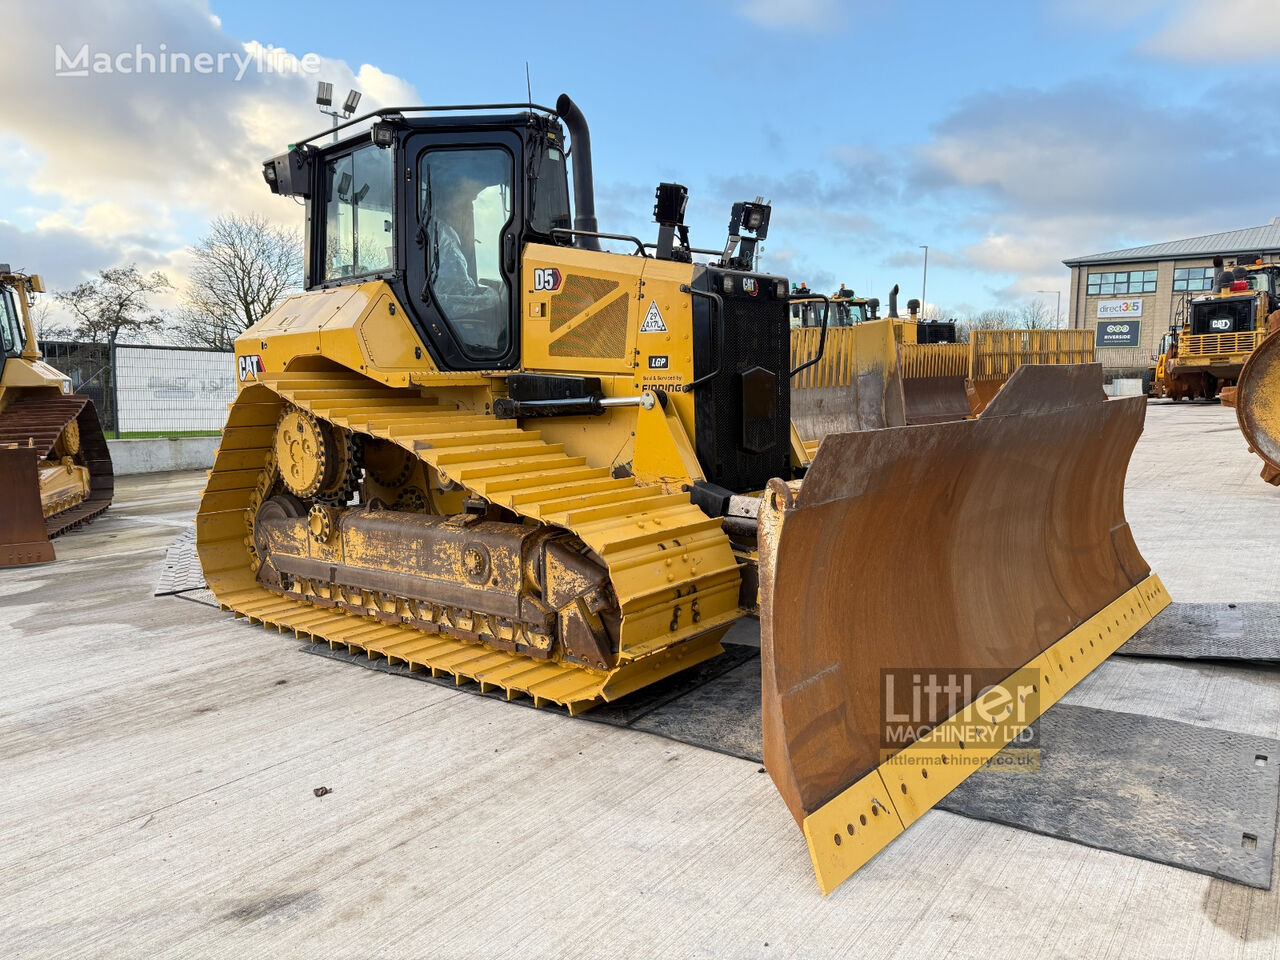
[[324, 144, 394, 280], [0, 287, 21, 355], [420, 148, 514, 361]]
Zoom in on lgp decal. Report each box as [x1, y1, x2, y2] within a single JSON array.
[[640, 300, 667, 333], [238, 354, 265, 381], [533, 267, 562, 292], [648, 355, 669, 369]]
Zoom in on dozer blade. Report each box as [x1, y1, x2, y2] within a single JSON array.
[[0, 446, 55, 566], [757, 363, 1170, 894], [1232, 330, 1280, 484], [901, 376, 970, 424]]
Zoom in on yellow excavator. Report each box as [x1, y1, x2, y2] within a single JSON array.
[[0, 266, 113, 566], [195, 95, 1168, 894]]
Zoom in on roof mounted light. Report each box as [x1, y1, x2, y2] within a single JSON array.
[[315, 81, 333, 107], [343, 89, 362, 115]]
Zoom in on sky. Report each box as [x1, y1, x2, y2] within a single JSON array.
[[4, 0, 1280, 326]]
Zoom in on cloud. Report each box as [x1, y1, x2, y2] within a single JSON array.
[[739, 0, 842, 30], [1, 0, 418, 296], [1141, 0, 1280, 61], [904, 80, 1280, 298]]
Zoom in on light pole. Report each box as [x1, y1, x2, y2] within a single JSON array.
[[1036, 289, 1062, 327], [316, 82, 362, 143], [919, 245, 928, 318]]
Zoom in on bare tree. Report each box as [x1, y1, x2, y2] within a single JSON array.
[[956, 307, 1017, 343], [55, 265, 171, 346], [1017, 297, 1057, 330], [173, 214, 303, 350]]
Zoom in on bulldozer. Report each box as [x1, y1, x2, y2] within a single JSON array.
[[1160, 258, 1280, 400], [0, 266, 113, 566], [788, 284, 1095, 447], [1224, 314, 1280, 484], [195, 95, 1168, 894]]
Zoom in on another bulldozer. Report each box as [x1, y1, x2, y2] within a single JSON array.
[[788, 284, 1096, 456], [195, 96, 1167, 893], [0, 266, 113, 566], [1161, 258, 1280, 400]]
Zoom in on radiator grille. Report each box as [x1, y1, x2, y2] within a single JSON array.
[[548, 294, 629, 358], [1182, 331, 1264, 356], [549, 275, 620, 331], [695, 278, 791, 494]]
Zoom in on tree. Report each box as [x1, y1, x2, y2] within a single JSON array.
[[173, 214, 303, 350], [55, 265, 171, 346], [956, 307, 1017, 343], [1017, 297, 1058, 330]]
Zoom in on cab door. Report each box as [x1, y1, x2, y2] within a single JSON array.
[[403, 130, 525, 370]]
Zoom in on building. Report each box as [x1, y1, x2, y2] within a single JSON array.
[[1063, 218, 1280, 376]]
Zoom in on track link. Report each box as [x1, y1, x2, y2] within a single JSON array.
[[197, 371, 743, 712]]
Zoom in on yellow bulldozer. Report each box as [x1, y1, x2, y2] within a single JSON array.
[[1158, 258, 1280, 400], [788, 284, 1095, 449], [195, 95, 1168, 894], [0, 266, 113, 566]]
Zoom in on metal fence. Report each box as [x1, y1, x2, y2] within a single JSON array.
[[37, 340, 235, 437]]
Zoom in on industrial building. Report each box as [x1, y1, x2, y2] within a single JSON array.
[[1063, 217, 1280, 376]]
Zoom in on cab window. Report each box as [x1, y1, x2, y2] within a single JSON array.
[[420, 147, 514, 361], [0, 286, 22, 355], [324, 143, 394, 280]]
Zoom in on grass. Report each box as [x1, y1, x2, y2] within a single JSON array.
[[111, 430, 221, 439]]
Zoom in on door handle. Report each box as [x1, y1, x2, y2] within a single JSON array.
[[504, 233, 517, 273]]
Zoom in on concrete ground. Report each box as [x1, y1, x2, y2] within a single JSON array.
[[3, 400, 1280, 959]]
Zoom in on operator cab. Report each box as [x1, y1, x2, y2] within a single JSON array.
[[264, 103, 573, 371]]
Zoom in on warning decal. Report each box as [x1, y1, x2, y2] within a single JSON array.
[[640, 300, 667, 333]]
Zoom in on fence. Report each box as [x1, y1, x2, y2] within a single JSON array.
[[37, 340, 235, 437]]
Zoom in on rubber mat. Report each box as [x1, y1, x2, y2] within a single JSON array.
[[938, 705, 1280, 888], [154, 526, 206, 596], [1118, 602, 1280, 663]]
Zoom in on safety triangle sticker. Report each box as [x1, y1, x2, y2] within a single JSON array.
[[640, 300, 667, 333]]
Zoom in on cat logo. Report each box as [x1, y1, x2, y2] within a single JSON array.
[[1210, 318, 1232, 331], [238, 354, 265, 382], [533, 267, 562, 292], [742, 278, 758, 296]]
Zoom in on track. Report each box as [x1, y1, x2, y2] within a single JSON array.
[[196, 370, 743, 712], [0, 394, 114, 537]]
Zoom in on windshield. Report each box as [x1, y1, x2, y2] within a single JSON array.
[[1248, 272, 1274, 294], [323, 143, 395, 280], [0, 286, 22, 355]]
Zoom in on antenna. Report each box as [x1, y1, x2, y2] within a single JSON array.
[[525, 62, 532, 108]]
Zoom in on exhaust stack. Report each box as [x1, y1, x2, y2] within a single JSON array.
[[888, 284, 900, 319], [556, 94, 601, 252]]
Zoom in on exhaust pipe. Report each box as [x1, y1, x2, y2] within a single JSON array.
[[556, 94, 601, 252], [888, 284, 900, 319]]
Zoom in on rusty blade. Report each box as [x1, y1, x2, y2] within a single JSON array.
[[759, 363, 1149, 827], [0, 446, 56, 566], [1234, 331, 1280, 484], [901, 375, 971, 424]]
